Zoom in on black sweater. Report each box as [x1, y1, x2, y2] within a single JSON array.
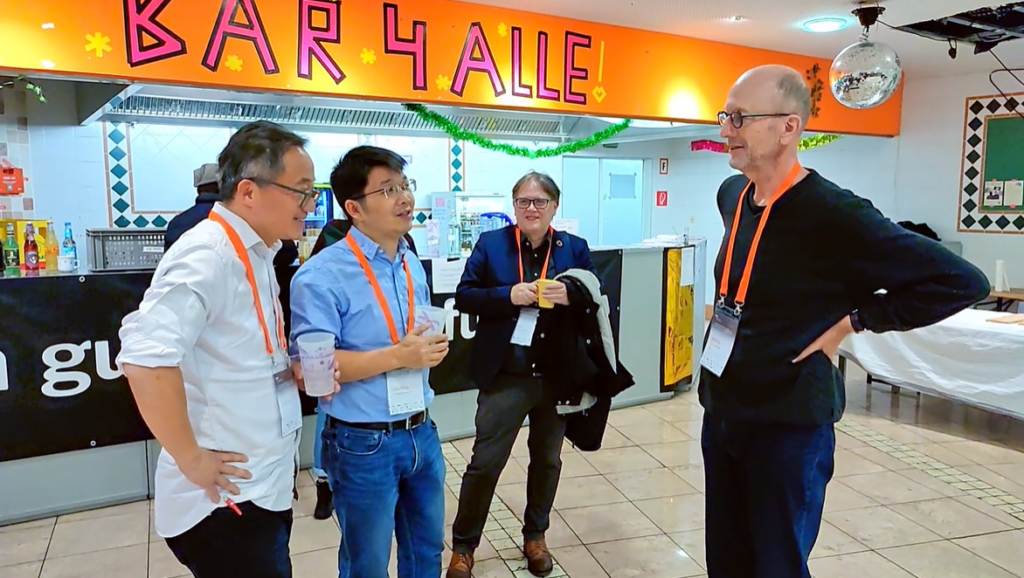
[[698, 170, 990, 426]]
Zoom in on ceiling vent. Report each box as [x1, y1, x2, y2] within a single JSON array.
[[895, 2, 1024, 53]]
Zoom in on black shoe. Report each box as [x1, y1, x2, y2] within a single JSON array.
[[314, 479, 333, 520]]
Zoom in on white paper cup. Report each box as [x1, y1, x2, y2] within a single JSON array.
[[415, 305, 448, 337], [296, 332, 336, 397]]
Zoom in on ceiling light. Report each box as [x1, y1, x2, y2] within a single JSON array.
[[598, 117, 683, 129], [726, 15, 746, 23], [802, 17, 849, 33]]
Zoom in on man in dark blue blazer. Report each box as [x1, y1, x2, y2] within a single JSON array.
[[447, 172, 596, 578]]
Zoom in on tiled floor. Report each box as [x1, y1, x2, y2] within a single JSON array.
[[5, 365, 1024, 577]]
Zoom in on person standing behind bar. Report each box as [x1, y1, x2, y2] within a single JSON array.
[[699, 65, 990, 578], [117, 121, 318, 578], [446, 172, 597, 578], [290, 146, 449, 578]]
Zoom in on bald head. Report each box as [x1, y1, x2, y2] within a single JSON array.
[[735, 65, 812, 131]]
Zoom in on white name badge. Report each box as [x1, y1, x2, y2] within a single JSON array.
[[387, 369, 426, 416], [510, 308, 540, 346], [273, 364, 302, 437], [700, 306, 741, 377]]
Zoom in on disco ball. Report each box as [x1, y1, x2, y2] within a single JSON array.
[[829, 40, 902, 109]]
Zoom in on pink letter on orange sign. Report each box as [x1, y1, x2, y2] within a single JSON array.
[[383, 3, 427, 91], [536, 31, 559, 101], [298, 0, 344, 83], [563, 32, 591, 105], [122, 0, 187, 67], [451, 23, 505, 98], [511, 27, 532, 98], [202, 0, 280, 74]]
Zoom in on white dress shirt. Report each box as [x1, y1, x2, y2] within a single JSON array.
[[117, 203, 300, 538]]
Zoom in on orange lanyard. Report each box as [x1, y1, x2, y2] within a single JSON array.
[[719, 163, 803, 310], [345, 234, 415, 345], [515, 227, 554, 283], [208, 212, 286, 357]]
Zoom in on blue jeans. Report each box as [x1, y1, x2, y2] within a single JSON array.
[[701, 413, 835, 578], [321, 417, 446, 578], [312, 408, 327, 479]]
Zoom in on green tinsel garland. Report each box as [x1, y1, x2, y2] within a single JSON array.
[[798, 133, 842, 151], [0, 75, 46, 103], [403, 103, 631, 158]]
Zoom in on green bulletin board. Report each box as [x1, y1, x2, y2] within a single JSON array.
[[981, 115, 1024, 213]]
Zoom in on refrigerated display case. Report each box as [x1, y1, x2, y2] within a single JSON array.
[[306, 183, 335, 235], [428, 191, 513, 258]]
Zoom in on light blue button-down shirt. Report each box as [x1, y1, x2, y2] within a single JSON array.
[[289, 226, 434, 423]]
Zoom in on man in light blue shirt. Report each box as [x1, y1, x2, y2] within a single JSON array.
[[290, 146, 449, 578]]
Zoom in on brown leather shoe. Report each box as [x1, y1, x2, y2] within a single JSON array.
[[446, 551, 474, 578], [524, 537, 553, 576]]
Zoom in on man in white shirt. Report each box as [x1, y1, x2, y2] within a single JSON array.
[[118, 121, 318, 578]]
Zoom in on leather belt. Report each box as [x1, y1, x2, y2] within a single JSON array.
[[327, 411, 427, 433]]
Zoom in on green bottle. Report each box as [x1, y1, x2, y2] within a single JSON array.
[[3, 222, 21, 277]]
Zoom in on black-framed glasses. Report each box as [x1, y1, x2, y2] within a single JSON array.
[[513, 197, 550, 210], [717, 110, 795, 129], [353, 179, 417, 201], [249, 178, 321, 207]]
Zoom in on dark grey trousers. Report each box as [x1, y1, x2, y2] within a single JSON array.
[[451, 373, 567, 553]]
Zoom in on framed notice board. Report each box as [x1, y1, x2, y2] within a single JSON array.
[[958, 92, 1024, 234]]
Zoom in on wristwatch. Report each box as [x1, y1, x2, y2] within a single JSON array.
[[849, 309, 865, 333]]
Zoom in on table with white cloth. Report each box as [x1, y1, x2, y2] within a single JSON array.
[[838, 309, 1024, 420]]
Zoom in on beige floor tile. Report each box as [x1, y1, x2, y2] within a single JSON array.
[[889, 498, 1012, 539], [0, 562, 43, 578], [833, 449, 889, 477], [444, 487, 460, 527], [674, 420, 704, 439], [849, 446, 915, 471], [670, 465, 706, 493], [46, 511, 149, 558], [808, 550, 915, 578], [633, 494, 705, 534], [549, 545, 609, 577], [958, 465, 1024, 500], [903, 424, 974, 445], [667, 529, 706, 570], [588, 534, 704, 578], [543, 511, 582, 549], [470, 557, 517, 577], [39, 543, 147, 578], [606, 407, 659, 428], [895, 467, 966, 498], [604, 468, 699, 501], [944, 441, 1024, 466], [615, 422, 691, 445], [582, 447, 662, 474], [824, 506, 943, 549], [550, 452, 600, 479], [952, 496, 1024, 530], [642, 440, 704, 469], [810, 521, 869, 559], [292, 482, 319, 519], [497, 458, 529, 486], [824, 480, 879, 512], [559, 502, 661, 544], [149, 541, 189, 578], [840, 470, 944, 505], [289, 514, 341, 555], [645, 402, 703, 423], [552, 475, 628, 510], [835, 431, 868, 449], [878, 540, 1017, 578], [595, 427, 636, 450], [864, 422, 935, 445], [953, 530, 1024, 576], [914, 443, 979, 467], [0, 525, 52, 567], [56, 501, 149, 524], [0, 518, 55, 535], [290, 547, 338, 578]]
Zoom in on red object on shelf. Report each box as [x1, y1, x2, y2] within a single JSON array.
[[690, 139, 729, 154], [1, 159, 25, 195]]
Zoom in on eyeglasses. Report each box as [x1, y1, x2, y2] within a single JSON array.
[[513, 197, 551, 210], [354, 179, 417, 201], [717, 110, 795, 129], [249, 178, 321, 207]]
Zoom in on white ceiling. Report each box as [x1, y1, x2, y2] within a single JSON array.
[[461, 0, 1024, 79]]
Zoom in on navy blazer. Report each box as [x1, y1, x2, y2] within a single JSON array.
[[455, 225, 598, 390]]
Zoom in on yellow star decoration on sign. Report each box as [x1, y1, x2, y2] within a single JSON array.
[[225, 55, 243, 72], [360, 48, 376, 65], [498, 23, 508, 37], [84, 33, 112, 58], [436, 75, 452, 91]]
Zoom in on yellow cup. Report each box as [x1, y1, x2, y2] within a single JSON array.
[[535, 279, 558, 309]]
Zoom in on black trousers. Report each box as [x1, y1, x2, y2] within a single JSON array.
[[451, 373, 567, 553], [165, 502, 293, 578]]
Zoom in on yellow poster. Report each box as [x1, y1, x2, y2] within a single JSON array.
[[663, 249, 694, 388]]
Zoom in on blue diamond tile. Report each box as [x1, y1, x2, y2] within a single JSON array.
[[452, 145, 462, 156], [114, 216, 131, 228], [112, 181, 129, 196], [112, 198, 130, 213], [133, 216, 150, 227], [111, 164, 128, 179], [152, 216, 168, 227], [109, 96, 123, 108], [452, 158, 462, 170], [414, 212, 427, 224], [453, 185, 462, 192], [452, 172, 462, 183], [109, 129, 125, 144], [110, 146, 127, 161]]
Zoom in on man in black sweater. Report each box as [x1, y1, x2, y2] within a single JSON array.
[[699, 64, 990, 578]]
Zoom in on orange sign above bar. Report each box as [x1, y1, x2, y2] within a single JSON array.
[[0, 0, 902, 136]]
